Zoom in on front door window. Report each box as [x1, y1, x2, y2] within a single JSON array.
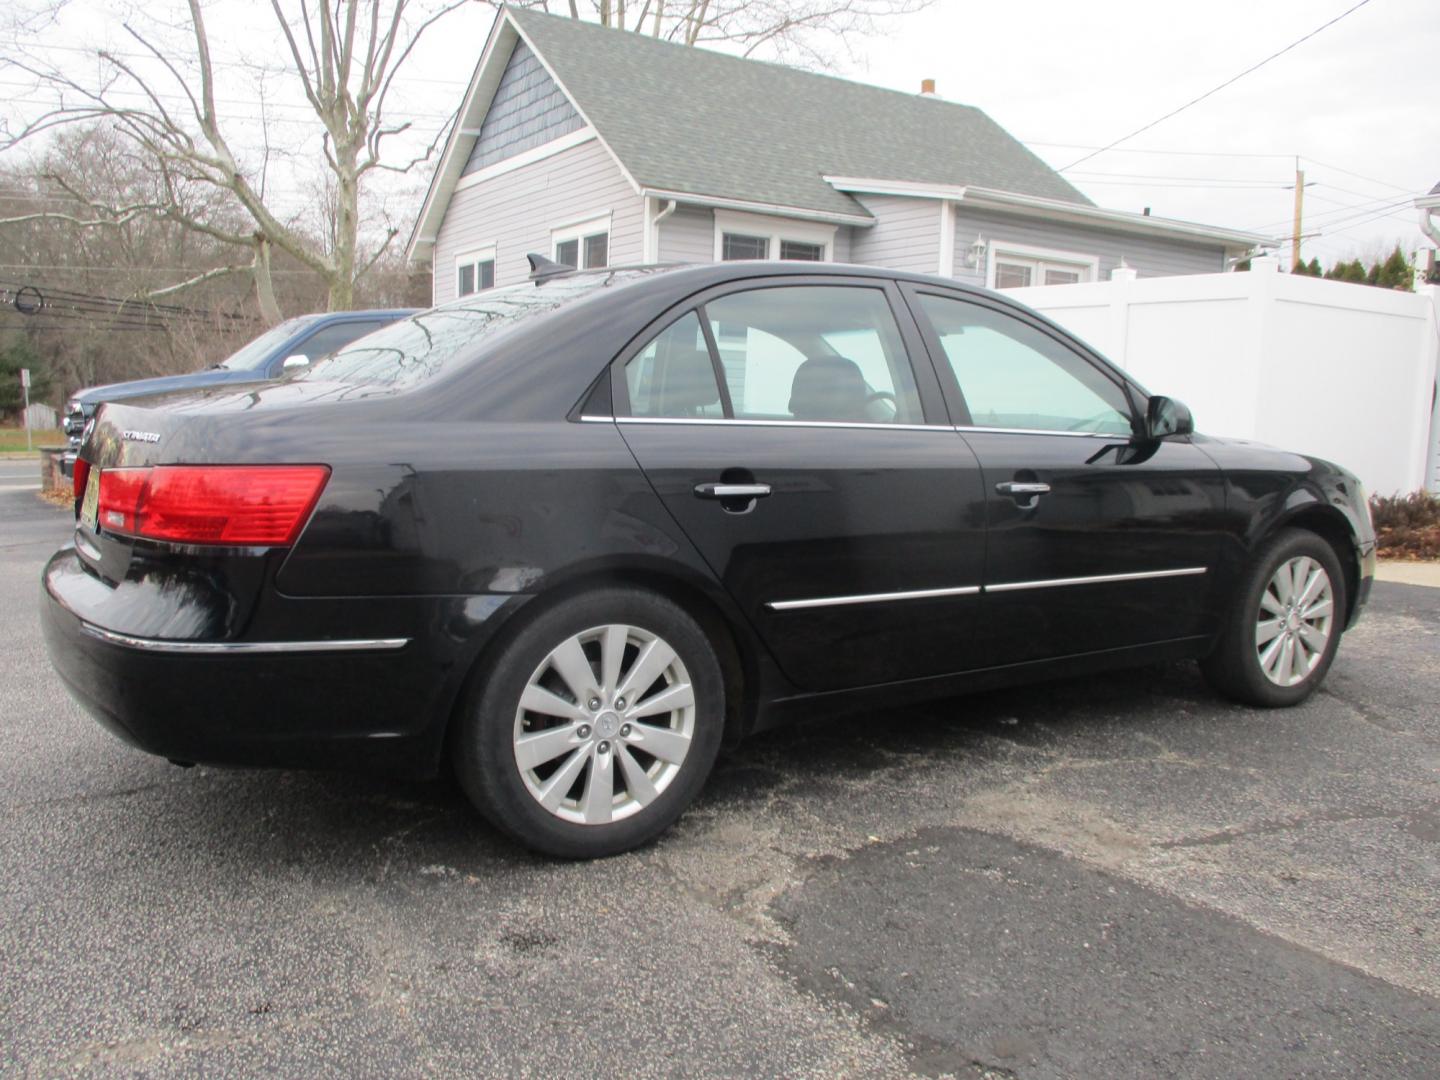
[[916, 294, 1132, 435]]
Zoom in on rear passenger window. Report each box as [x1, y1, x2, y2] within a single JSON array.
[[704, 286, 922, 424], [624, 312, 724, 419]]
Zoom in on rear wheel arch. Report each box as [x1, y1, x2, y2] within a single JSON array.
[[442, 567, 756, 761]]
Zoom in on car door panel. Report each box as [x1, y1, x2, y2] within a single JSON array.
[[904, 284, 1228, 666], [961, 430, 1227, 664], [613, 277, 989, 693], [619, 421, 987, 691]]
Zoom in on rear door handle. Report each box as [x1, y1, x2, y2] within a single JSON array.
[[996, 482, 1051, 496], [694, 483, 772, 499]]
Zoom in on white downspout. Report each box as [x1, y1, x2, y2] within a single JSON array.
[[649, 198, 678, 264], [1420, 206, 1440, 249]]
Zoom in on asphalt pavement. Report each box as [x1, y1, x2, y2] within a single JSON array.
[[2, 472, 1437, 1078]]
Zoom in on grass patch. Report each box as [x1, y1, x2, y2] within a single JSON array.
[[1370, 492, 1440, 561], [0, 427, 65, 452]]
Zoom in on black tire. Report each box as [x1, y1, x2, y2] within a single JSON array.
[[1201, 528, 1347, 707], [453, 587, 725, 858]]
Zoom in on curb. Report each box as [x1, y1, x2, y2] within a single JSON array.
[[1374, 560, 1440, 589]]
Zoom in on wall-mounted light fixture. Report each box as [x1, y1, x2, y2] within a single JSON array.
[[966, 235, 988, 268]]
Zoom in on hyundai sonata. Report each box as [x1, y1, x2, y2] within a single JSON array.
[[42, 261, 1375, 857]]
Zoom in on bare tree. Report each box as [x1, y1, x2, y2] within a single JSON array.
[[2, 0, 928, 322], [3, 1, 466, 321], [557, 0, 931, 66]]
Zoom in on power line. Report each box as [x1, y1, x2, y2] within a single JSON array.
[[1075, 180, 1291, 190], [1026, 140, 1292, 160], [1060, 0, 1378, 172], [1070, 170, 1286, 184], [1247, 193, 1413, 232], [1299, 157, 1416, 195]]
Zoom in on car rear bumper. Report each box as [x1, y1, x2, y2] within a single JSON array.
[[41, 545, 525, 777]]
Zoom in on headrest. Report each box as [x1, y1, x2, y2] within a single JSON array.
[[788, 355, 868, 421]]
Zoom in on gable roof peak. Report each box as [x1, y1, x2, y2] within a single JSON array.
[[502, 5, 1093, 215]]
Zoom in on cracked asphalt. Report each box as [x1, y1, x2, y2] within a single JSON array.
[[3, 462, 1438, 1077]]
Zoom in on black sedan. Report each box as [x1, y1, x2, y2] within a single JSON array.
[[42, 261, 1376, 857]]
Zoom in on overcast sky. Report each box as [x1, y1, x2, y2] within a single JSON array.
[[7, 0, 1437, 268], [413, 0, 1439, 265], [838, 0, 1438, 265]]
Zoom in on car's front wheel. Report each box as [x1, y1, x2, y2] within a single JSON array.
[[454, 587, 725, 858], [1201, 528, 1347, 707]]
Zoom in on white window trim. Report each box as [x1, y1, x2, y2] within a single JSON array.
[[455, 245, 497, 296], [713, 209, 837, 262], [984, 240, 1099, 289], [551, 212, 612, 267]]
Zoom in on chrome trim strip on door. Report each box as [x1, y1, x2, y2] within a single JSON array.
[[767, 585, 982, 611], [79, 623, 410, 654], [616, 416, 943, 432], [606, 415, 1125, 438], [767, 568, 1207, 610], [985, 567, 1208, 593], [953, 425, 1125, 439]]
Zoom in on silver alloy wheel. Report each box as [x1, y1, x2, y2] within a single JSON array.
[[512, 623, 696, 825], [1255, 555, 1335, 688]]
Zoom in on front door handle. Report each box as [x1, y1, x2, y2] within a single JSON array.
[[996, 481, 1051, 497], [694, 482, 772, 500]]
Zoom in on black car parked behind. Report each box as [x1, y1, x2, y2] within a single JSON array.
[[43, 261, 1375, 857]]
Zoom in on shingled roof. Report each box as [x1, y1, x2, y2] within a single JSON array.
[[505, 7, 1091, 218], [409, 7, 1271, 262]]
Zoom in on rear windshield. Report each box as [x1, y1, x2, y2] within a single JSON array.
[[298, 271, 648, 390]]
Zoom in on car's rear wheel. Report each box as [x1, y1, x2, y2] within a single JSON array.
[[1201, 528, 1347, 707], [454, 587, 724, 857]]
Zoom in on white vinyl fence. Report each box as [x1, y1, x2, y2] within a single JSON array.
[[1006, 266, 1440, 496]]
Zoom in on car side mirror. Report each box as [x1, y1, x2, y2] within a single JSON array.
[[1145, 395, 1194, 439], [282, 354, 310, 370]]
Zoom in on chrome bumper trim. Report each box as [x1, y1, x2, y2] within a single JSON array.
[[79, 623, 410, 654]]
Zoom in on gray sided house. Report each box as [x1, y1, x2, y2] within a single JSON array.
[[408, 6, 1270, 302]]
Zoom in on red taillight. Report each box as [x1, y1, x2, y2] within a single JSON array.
[[72, 458, 91, 501], [96, 465, 330, 546]]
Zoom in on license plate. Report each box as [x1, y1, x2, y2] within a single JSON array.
[[79, 467, 99, 532]]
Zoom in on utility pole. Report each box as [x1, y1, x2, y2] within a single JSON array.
[[1292, 156, 1305, 271]]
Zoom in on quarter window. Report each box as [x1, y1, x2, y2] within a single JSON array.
[[917, 294, 1132, 434], [704, 286, 922, 424]]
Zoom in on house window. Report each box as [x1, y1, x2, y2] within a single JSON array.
[[779, 240, 825, 261], [722, 234, 770, 261], [714, 209, 836, 263], [552, 214, 611, 269], [456, 247, 496, 297], [985, 242, 1098, 289]]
